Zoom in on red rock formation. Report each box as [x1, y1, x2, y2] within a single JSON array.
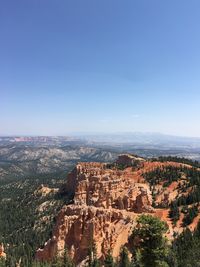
[[34, 184, 59, 197], [36, 155, 195, 265], [36, 157, 154, 264], [134, 187, 154, 213], [0, 244, 6, 259], [115, 154, 145, 166], [36, 205, 137, 264], [65, 161, 152, 212]]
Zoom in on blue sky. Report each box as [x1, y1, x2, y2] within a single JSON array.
[[1, 0, 200, 136]]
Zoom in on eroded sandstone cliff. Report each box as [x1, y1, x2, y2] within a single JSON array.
[[36, 155, 154, 264], [36, 205, 137, 264], [36, 154, 196, 265]]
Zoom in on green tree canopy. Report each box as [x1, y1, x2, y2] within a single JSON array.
[[132, 215, 169, 267], [118, 247, 131, 267], [104, 250, 115, 267]]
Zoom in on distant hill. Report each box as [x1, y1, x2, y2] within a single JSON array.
[[2, 133, 200, 148], [77, 132, 200, 148], [1, 134, 200, 181], [0, 145, 118, 181]]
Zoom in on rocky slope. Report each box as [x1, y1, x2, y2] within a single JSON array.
[[36, 154, 200, 265]]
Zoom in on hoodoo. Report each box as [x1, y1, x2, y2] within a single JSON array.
[[36, 154, 200, 265]]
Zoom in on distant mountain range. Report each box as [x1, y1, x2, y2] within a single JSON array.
[[0, 145, 118, 181], [2, 132, 200, 148], [76, 132, 200, 148], [1, 133, 200, 181]]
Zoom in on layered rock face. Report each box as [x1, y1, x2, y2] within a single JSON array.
[[36, 205, 137, 264], [36, 155, 154, 264], [66, 161, 152, 212], [35, 155, 200, 265]]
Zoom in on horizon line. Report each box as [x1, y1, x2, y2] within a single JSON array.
[[1, 131, 200, 139]]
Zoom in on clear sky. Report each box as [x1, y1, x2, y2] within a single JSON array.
[[1, 0, 200, 136]]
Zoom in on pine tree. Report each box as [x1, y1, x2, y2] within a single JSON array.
[[118, 247, 131, 267], [169, 202, 180, 225], [104, 250, 114, 267], [0, 258, 6, 267], [87, 240, 100, 267], [132, 215, 169, 267], [63, 247, 74, 267]]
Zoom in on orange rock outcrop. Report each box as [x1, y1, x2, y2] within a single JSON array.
[[0, 244, 6, 259], [36, 156, 154, 264], [65, 161, 152, 212], [36, 155, 195, 265], [36, 205, 137, 264]]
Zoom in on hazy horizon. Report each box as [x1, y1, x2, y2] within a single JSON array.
[[2, 131, 200, 140], [1, 1, 200, 137]]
